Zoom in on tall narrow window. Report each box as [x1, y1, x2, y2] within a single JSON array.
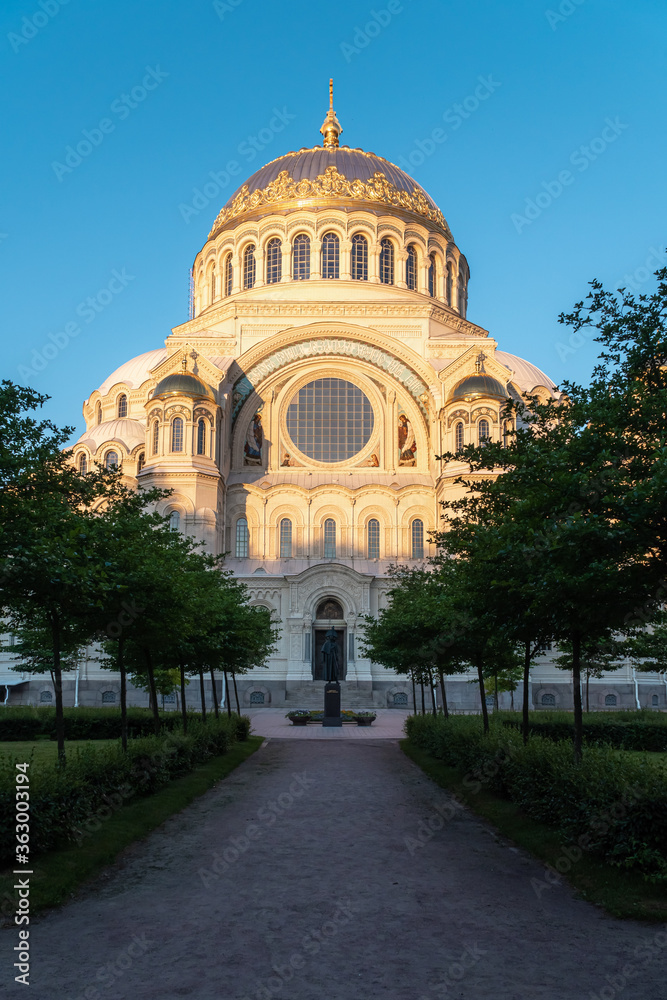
[[210, 267, 216, 303], [117, 394, 127, 418], [171, 417, 183, 452], [137, 452, 145, 472], [478, 419, 490, 444], [446, 263, 453, 306], [367, 518, 380, 559], [351, 233, 368, 280], [428, 254, 436, 297], [458, 274, 466, 315], [236, 517, 249, 558], [323, 518, 336, 558], [152, 420, 159, 455], [406, 244, 417, 290], [292, 234, 310, 280], [197, 418, 206, 456], [105, 450, 119, 470], [280, 518, 292, 558], [266, 237, 282, 284], [321, 233, 339, 279], [96, 402, 102, 425], [243, 244, 256, 289], [169, 510, 180, 532], [224, 253, 233, 296], [455, 421, 464, 452], [379, 238, 394, 284], [412, 519, 424, 559], [78, 453, 87, 476]]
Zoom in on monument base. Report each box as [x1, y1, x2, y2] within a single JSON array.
[[322, 681, 342, 727]]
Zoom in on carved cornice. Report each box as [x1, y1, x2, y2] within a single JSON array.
[[208, 166, 452, 240]]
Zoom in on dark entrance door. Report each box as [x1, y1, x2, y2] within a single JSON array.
[[312, 627, 347, 681]]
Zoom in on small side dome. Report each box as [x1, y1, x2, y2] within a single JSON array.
[[449, 375, 507, 403], [153, 372, 215, 400]]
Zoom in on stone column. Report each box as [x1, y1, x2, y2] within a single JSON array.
[[418, 257, 430, 296], [341, 240, 352, 280], [254, 250, 266, 288], [311, 240, 322, 279], [396, 249, 408, 289], [369, 242, 381, 284], [281, 243, 292, 282], [231, 253, 241, 294]]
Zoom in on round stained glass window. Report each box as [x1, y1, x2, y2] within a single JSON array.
[[286, 378, 374, 463]]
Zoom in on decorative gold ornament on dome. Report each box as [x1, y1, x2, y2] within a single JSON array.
[[208, 164, 451, 238], [320, 78, 343, 149]]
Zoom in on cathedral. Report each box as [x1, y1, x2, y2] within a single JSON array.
[[4, 87, 661, 712]]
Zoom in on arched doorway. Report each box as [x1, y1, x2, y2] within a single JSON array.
[[312, 597, 347, 680]]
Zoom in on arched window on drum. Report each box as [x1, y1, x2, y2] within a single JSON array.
[[455, 421, 464, 452], [266, 238, 282, 284], [351, 233, 368, 281], [379, 238, 394, 285], [478, 419, 490, 445], [236, 517, 249, 558], [321, 233, 339, 279], [243, 244, 256, 289], [292, 234, 310, 281], [224, 253, 233, 296], [406, 244, 417, 290]]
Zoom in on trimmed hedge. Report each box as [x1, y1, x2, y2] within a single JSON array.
[[0, 714, 251, 865], [405, 714, 667, 881], [0, 707, 222, 742], [501, 717, 667, 752]]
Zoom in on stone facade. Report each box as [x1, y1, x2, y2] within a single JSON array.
[[2, 108, 664, 712]]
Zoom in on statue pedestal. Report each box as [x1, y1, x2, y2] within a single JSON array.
[[322, 681, 342, 727]]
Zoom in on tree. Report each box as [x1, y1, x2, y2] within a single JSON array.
[[554, 636, 624, 713]]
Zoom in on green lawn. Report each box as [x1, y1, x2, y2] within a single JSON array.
[[0, 735, 263, 916], [402, 739, 667, 923]]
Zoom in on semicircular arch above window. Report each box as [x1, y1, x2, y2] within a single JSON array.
[[316, 598, 344, 620]]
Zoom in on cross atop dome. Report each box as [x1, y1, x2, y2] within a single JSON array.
[[320, 78, 343, 148]]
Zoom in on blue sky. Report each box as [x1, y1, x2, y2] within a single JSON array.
[[2, 0, 666, 441]]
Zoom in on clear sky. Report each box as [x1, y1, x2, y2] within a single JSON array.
[[2, 0, 666, 442]]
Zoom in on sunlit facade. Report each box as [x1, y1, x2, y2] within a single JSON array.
[[2, 89, 661, 712]]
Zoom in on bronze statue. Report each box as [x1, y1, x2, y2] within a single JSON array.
[[321, 628, 340, 682]]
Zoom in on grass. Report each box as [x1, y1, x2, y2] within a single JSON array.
[[0, 735, 263, 918], [401, 738, 667, 923]]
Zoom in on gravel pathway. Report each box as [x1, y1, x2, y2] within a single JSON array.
[[2, 738, 665, 999]]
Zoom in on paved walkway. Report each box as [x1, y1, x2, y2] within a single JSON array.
[[2, 739, 665, 999], [245, 707, 409, 739]]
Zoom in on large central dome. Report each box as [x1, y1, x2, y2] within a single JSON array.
[[208, 141, 451, 240]]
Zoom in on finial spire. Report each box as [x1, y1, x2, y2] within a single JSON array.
[[475, 351, 487, 374], [320, 78, 342, 149], [181, 355, 188, 373]]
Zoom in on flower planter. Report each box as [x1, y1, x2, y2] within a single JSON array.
[[355, 718, 375, 726], [289, 717, 310, 726]]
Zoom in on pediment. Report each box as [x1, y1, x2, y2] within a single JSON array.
[[438, 346, 512, 400]]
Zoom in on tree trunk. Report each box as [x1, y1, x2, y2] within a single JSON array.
[[231, 671, 241, 715], [429, 671, 437, 717], [51, 613, 66, 765], [410, 669, 417, 715], [210, 667, 219, 719], [119, 635, 127, 752], [477, 653, 489, 735], [179, 657, 188, 734], [522, 639, 531, 745], [493, 670, 499, 712], [510, 687, 514, 711], [198, 668, 207, 722], [223, 671, 232, 718], [143, 647, 161, 735], [420, 677, 426, 715], [572, 633, 583, 763], [438, 669, 449, 719]]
